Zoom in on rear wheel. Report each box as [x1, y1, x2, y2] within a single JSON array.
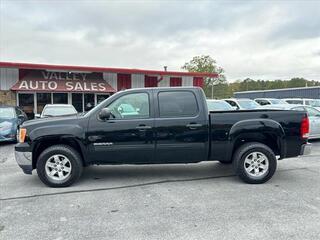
[[36, 145, 83, 187], [232, 142, 277, 184]]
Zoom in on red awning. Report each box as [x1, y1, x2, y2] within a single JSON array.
[[11, 70, 116, 93]]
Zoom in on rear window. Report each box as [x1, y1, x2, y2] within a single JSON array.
[[158, 91, 198, 118], [238, 100, 260, 109], [42, 106, 77, 117]]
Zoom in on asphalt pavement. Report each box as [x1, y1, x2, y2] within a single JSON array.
[[0, 141, 320, 240]]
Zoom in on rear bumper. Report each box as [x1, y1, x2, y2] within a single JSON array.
[[15, 143, 33, 175], [300, 143, 312, 156]]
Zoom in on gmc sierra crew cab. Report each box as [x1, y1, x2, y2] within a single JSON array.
[[15, 87, 311, 187]]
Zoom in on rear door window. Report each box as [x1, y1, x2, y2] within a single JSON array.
[[158, 91, 198, 118]]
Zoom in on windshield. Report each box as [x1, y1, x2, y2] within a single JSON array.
[[237, 100, 260, 109], [269, 99, 287, 104], [309, 99, 320, 107], [0, 108, 15, 119], [207, 100, 233, 111], [42, 106, 77, 117]]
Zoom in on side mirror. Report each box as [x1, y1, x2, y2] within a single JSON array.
[[34, 114, 41, 119], [99, 108, 111, 120], [18, 114, 25, 119], [231, 106, 238, 110]]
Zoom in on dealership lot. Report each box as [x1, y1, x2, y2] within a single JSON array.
[[0, 142, 319, 240]]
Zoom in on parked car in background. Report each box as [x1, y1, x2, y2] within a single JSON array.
[[206, 99, 234, 111], [223, 98, 260, 110], [0, 105, 28, 142], [35, 104, 78, 118], [254, 98, 288, 106], [283, 98, 320, 111], [259, 104, 320, 139]]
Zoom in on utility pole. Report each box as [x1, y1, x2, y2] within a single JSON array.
[[211, 81, 214, 99]]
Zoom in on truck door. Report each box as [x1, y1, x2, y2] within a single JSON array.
[[87, 91, 155, 163], [154, 89, 208, 163]]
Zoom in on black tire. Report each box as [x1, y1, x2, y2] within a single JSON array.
[[36, 145, 83, 187], [232, 142, 277, 184]]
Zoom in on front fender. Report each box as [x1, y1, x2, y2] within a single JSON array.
[[29, 124, 84, 141], [227, 119, 286, 160], [28, 124, 87, 165]]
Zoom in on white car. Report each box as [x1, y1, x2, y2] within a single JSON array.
[[35, 104, 78, 118], [254, 98, 288, 106], [206, 99, 234, 111], [223, 98, 260, 110], [283, 98, 320, 111]]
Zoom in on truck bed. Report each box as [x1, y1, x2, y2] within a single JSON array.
[[209, 109, 307, 162]]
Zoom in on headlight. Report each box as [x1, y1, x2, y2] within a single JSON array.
[[19, 128, 27, 143]]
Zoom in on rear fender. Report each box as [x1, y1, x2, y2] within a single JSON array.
[[227, 119, 286, 160]]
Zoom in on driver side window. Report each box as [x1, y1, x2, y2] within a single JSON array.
[[107, 93, 150, 119]]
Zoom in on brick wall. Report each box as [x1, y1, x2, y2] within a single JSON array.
[[0, 91, 16, 106]]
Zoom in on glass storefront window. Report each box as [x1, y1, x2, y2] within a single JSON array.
[[18, 93, 34, 119], [84, 94, 94, 112], [53, 93, 68, 104], [37, 93, 51, 114], [72, 93, 83, 112], [97, 94, 109, 104]]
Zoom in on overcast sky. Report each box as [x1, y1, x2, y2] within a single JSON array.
[[1, 0, 320, 81]]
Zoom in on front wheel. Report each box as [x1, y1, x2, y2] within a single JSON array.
[[36, 145, 83, 187], [232, 142, 277, 184]]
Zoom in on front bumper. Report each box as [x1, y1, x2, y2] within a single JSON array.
[[300, 143, 312, 156], [15, 143, 33, 174]]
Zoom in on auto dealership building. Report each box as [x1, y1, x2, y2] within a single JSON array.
[[0, 62, 216, 119]]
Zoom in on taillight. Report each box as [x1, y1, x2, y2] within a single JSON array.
[[300, 116, 309, 139], [19, 128, 27, 143]]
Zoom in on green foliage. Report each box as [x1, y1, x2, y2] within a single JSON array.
[[213, 78, 319, 99], [181, 55, 226, 88], [182, 55, 318, 99]]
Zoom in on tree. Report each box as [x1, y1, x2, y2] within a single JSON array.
[[182, 55, 226, 98]]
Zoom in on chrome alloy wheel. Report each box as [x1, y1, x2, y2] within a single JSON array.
[[244, 152, 269, 178], [45, 154, 72, 181]]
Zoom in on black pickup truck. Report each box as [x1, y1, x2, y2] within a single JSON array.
[[15, 87, 311, 187]]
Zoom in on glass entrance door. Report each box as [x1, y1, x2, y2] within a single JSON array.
[[18, 93, 35, 119], [37, 93, 51, 114], [84, 93, 94, 112], [52, 93, 68, 104], [72, 93, 83, 112]]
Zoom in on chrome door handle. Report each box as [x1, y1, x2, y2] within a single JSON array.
[[136, 125, 152, 130], [186, 123, 202, 129]]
